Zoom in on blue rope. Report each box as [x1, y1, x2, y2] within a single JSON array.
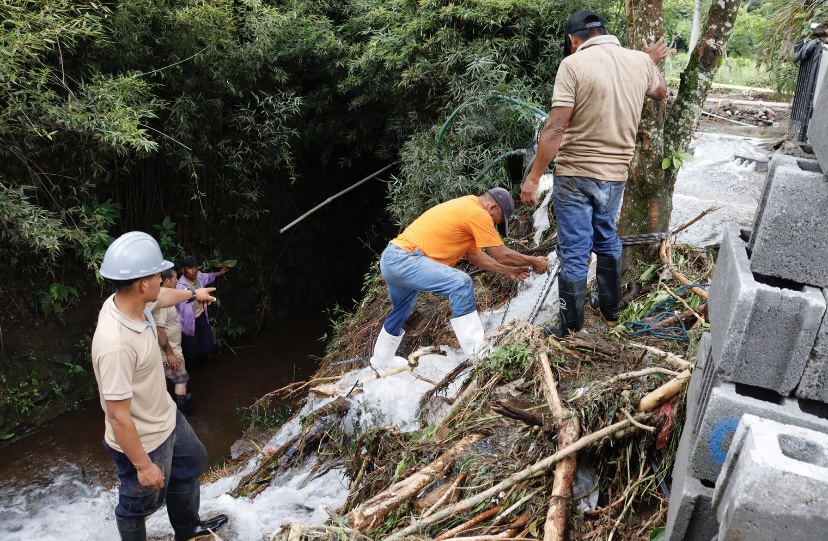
[[623, 284, 709, 342]]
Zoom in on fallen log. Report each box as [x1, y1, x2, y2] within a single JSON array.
[[538, 352, 580, 541], [349, 433, 484, 532]]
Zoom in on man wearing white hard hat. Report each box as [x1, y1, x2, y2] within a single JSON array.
[[92, 231, 228, 541]]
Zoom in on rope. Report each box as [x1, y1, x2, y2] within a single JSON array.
[[623, 283, 709, 342]]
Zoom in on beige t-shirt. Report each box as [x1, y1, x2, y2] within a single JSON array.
[[92, 294, 176, 453], [152, 305, 184, 360], [551, 35, 662, 181], [185, 278, 204, 318]]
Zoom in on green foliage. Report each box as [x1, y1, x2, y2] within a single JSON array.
[[153, 216, 184, 263], [40, 282, 80, 324], [661, 148, 694, 171], [0, 372, 43, 415], [480, 341, 532, 380], [237, 399, 294, 429]]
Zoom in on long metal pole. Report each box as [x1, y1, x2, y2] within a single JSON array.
[[279, 163, 395, 234]]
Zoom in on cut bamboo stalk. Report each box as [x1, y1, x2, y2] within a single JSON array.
[[433, 505, 503, 540], [349, 433, 484, 531], [637, 370, 691, 412], [423, 473, 467, 517], [538, 352, 580, 541]]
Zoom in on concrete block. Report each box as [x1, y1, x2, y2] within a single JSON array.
[[665, 427, 718, 541], [748, 154, 828, 287], [685, 332, 712, 434], [708, 223, 825, 395], [689, 376, 828, 483], [810, 60, 828, 172], [712, 414, 828, 541], [797, 288, 828, 403]]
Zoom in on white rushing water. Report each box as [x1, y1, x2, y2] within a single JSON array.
[[0, 130, 775, 541]]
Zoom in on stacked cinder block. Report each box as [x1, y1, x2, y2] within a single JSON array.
[[665, 142, 828, 539], [712, 415, 828, 540]]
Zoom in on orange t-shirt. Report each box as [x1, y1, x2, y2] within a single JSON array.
[[390, 196, 503, 266]]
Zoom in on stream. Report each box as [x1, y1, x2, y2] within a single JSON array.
[[0, 314, 329, 540], [0, 122, 787, 540]]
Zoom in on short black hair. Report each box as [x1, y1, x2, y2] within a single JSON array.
[[161, 268, 176, 281], [571, 26, 608, 41], [106, 277, 140, 291]]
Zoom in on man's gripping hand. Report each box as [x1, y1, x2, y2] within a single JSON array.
[[520, 174, 540, 206], [137, 462, 165, 490], [505, 266, 531, 283], [530, 256, 550, 275]]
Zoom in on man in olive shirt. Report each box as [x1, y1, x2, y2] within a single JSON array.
[[520, 10, 667, 336], [93, 232, 227, 541]]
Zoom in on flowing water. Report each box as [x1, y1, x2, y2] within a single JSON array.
[[0, 314, 328, 540], [0, 123, 786, 540]]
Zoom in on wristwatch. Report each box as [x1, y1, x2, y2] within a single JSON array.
[[186, 289, 197, 304]]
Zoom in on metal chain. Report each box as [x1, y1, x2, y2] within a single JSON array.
[[528, 264, 560, 324]]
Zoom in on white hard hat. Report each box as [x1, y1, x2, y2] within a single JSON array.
[[99, 232, 174, 280]]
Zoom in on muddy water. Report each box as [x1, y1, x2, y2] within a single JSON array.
[[0, 313, 328, 533]]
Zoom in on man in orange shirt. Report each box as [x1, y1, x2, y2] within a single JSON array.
[[372, 188, 550, 364]]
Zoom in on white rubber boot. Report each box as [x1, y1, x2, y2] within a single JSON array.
[[450, 311, 485, 357], [371, 327, 405, 367]]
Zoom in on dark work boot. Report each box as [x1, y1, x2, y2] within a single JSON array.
[[556, 277, 587, 337], [175, 393, 192, 417], [167, 477, 228, 541], [116, 516, 146, 541], [595, 254, 622, 326]]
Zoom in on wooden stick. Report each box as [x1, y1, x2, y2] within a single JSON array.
[[385, 416, 639, 540], [637, 370, 691, 412], [434, 505, 503, 541], [537, 352, 580, 541], [423, 473, 467, 517], [650, 303, 708, 329], [440, 537, 538, 541], [349, 433, 484, 531], [671, 205, 721, 236], [659, 238, 708, 299], [435, 378, 481, 432], [625, 342, 691, 370], [660, 282, 706, 324], [622, 409, 655, 431], [607, 367, 681, 384]]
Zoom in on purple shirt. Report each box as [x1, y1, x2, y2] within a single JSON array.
[[175, 271, 221, 336]]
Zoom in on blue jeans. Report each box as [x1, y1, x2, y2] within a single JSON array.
[[553, 175, 625, 281], [104, 409, 207, 519], [380, 244, 476, 336]]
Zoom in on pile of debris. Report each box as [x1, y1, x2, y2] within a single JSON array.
[[705, 95, 789, 127], [230, 240, 715, 541]]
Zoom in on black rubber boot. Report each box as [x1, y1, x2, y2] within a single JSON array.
[[116, 516, 146, 541], [175, 393, 192, 418], [595, 254, 622, 325], [167, 477, 228, 540], [557, 277, 587, 336]]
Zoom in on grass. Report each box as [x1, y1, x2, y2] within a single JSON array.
[[666, 52, 773, 91]]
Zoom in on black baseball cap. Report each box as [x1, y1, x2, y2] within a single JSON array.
[[563, 10, 606, 56], [180, 255, 199, 268], [486, 187, 514, 237]]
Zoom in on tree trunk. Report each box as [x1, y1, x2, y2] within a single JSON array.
[[620, 0, 742, 268]]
